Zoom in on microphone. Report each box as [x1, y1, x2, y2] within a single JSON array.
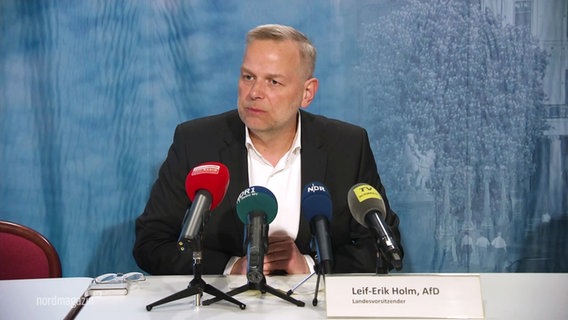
[[236, 186, 277, 284], [301, 182, 333, 274], [347, 183, 402, 271], [178, 162, 230, 250]]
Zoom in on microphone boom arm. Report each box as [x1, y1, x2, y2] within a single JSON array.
[[365, 213, 402, 271]]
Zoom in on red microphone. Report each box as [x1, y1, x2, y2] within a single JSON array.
[[178, 162, 230, 248], [185, 162, 230, 208]]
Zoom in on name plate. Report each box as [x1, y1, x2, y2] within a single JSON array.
[[325, 274, 484, 319]]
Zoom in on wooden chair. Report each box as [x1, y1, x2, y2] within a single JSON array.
[[0, 220, 62, 279]]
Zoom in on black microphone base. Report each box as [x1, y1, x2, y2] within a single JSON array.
[[287, 264, 325, 307], [146, 276, 246, 311], [202, 276, 305, 307], [376, 250, 403, 274], [147, 244, 245, 311], [312, 271, 323, 306]]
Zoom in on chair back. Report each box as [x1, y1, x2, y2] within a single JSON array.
[[0, 220, 62, 279]]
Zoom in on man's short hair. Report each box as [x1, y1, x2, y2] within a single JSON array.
[[246, 24, 317, 79]]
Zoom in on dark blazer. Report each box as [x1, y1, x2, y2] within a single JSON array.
[[133, 109, 402, 275]]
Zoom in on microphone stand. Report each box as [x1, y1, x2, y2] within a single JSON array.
[[146, 237, 246, 311], [286, 263, 324, 306], [202, 272, 305, 307], [376, 252, 389, 275], [376, 250, 403, 274], [286, 270, 315, 295]]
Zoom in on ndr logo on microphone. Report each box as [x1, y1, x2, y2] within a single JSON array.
[[306, 183, 326, 193]]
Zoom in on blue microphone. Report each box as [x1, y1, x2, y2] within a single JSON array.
[[301, 182, 333, 274]]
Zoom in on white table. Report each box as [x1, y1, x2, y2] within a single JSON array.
[[0, 277, 93, 319], [1, 273, 567, 319]]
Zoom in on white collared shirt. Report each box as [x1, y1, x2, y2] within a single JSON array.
[[245, 120, 302, 238], [223, 113, 315, 274]]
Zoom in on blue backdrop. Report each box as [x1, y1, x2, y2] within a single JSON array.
[[1, 0, 566, 277]]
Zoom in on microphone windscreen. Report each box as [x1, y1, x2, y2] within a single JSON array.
[[301, 182, 332, 222], [236, 186, 278, 224], [347, 183, 386, 228], [185, 162, 230, 209]]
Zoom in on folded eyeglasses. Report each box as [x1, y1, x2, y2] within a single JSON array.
[[93, 272, 146, 284]]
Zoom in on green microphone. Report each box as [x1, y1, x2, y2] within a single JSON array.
[[236, 186, 278, 283]]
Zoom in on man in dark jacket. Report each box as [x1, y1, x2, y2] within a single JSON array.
[[133, 24, 402, 276]]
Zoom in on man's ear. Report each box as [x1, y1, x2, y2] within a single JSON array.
[[300, 77, 319, 108]]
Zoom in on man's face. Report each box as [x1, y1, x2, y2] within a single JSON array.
[[237, 39, 313, 137]]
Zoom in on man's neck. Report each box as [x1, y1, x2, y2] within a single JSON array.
[[247, 112, 301, 167], [249, 128, 296, 167]]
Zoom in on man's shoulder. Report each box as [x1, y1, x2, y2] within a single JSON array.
[[301, 110, 366, 135], [172, 109, 243, 144], [178, 110, 241, 132], [179, 109, 239, 128]]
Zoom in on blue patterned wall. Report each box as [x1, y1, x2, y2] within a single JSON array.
[[1, 0, 566, 276]]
